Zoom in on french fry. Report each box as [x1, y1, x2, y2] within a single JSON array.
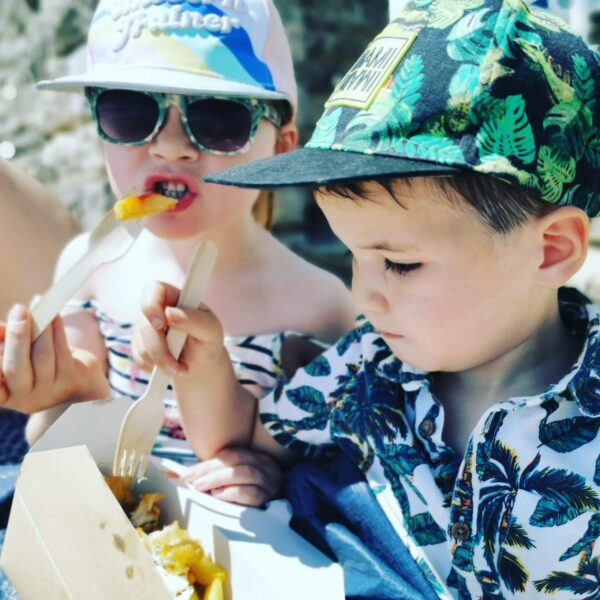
[[113, 193, 177, 220], [203, 577, 224, 600]]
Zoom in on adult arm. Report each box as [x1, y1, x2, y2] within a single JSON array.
[[0, 159, 80, 315]]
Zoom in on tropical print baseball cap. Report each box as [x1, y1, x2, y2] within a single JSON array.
[[208, 0, 600, 217], [37, 0, 297, 114]]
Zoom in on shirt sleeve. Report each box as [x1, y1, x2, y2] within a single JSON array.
[[259, 318, 379, 456]]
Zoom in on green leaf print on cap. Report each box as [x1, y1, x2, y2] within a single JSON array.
[[476, 95, 536, 165], [304, 0, 600, 216], [210, 0, 600, 216]]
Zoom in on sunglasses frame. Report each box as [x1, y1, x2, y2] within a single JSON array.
[[85, 87, 282, 156]]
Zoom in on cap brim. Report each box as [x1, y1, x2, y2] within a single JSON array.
[[205, 147, 463, 189], [37, 67, 288, 102]]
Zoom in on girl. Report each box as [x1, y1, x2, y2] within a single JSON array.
[[1, 0, 354, 506]]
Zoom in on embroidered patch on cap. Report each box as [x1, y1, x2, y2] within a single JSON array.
[[325, 23, 418, 111]]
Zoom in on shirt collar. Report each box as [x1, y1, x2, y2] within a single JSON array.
[[559, 287, 600, 417]]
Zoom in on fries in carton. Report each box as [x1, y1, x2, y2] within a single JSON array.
[[0, 397, 345, 599]]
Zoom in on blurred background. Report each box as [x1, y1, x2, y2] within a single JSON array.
[[0, 0, 598, 290]]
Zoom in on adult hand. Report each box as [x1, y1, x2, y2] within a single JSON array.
[[0, 305, 107, 414]]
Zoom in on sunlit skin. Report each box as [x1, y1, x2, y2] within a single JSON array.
[[10, 101, 354, 506]]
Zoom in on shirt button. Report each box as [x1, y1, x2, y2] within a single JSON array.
[[419, 418, 436, 438], [451, 522, 471, 542]]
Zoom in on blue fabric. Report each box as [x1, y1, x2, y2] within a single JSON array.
[[0, 411, 27, 531], [0, 465, 20, 530], [0, 412, 27, 467], [0, 411, 27, 598], [0, 529, 19, 600], [286, 452, 439, 600]]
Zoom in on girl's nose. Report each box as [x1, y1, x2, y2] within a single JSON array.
[[351, 261, 389, 315], [149, 106, 200, 163]]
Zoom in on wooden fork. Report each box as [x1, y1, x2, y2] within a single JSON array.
[[112, 240, 217, 481], [31, 209, 142, 339]]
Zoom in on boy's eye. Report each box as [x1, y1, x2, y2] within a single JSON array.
[[384, 259, 422, 275]]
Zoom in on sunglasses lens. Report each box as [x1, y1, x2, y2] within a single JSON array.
[[187, 98, 253, 153], [96, 90, 159, 143]]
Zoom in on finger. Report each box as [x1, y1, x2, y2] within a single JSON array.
[[0, 322, 6, 343], [2, 305, 34, 394], [138, 316, 184, 376], [30, 320, 57, 388], [186, 463, 280, 498], [53, 315, 75, 384], [183, 449, 282, 485], [218, 448, 283, 486], [131, 321, 154, 370], [210, 484, 271, 507], [0, 381, 8, 408], [211, 447, 278, 470], [164, 304, 223, 364], [140, 281, 181, 331]]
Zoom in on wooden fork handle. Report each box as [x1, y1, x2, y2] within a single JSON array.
[[30, 256, 93, 340], [165, 241, 218, 360]]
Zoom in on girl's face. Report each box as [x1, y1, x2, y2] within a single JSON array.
[[316, 178, 544, 373], [103, 102, 296, 240]]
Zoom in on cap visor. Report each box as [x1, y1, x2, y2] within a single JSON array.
[[37, 67, 288, 102], [205, 148, 463, 189]]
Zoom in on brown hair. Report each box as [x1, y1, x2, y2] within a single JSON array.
[[252, 190, 275, 229], [250, 99, 292, 230], [316, 174, 554, 234]]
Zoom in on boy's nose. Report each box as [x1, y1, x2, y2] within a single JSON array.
[[351, 264, 389, 315], [149, 106, 200, 163]]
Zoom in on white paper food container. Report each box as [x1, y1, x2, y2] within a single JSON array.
[[0, 397, 345, 599]]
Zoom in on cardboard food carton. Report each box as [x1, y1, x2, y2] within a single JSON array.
[[0, 397, 345, 599]]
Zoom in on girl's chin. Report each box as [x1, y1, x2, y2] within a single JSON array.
[[144, 218, 202, 240]]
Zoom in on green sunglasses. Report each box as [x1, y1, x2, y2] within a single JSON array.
[[85, 87, 282, 155]]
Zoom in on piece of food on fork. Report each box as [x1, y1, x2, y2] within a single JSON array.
[[113, 192, 177, 220]]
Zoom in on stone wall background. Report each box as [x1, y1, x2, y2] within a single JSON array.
[[0, 0, 388, 283]]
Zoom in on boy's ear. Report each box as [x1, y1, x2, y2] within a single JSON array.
[[535, 206, 589, 286], [275, 123, 298, 155]]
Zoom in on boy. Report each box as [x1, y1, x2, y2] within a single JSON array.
[[138, 0, 600, 597]]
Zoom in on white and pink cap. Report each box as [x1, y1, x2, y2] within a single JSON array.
[[38, 0, 298, 117]]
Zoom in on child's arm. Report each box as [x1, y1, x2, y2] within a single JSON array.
[[135, 281, 296, 465], [0, 159, 80, 317]]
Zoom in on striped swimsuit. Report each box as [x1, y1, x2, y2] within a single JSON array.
[[72, 300, 318, 464]]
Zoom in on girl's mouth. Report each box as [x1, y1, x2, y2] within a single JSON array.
[[145, 174, 198, 213], [153, 181, 189, 201]]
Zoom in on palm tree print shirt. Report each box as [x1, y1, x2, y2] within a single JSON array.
[[260, 287, 600, 599]]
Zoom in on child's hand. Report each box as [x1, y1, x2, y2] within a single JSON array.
[[183, 448, 284, 507], [135, 281, 226, 377], [0, 304, 107, 414]]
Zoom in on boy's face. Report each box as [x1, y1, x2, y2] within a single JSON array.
[[316, 178, 544, 373]]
